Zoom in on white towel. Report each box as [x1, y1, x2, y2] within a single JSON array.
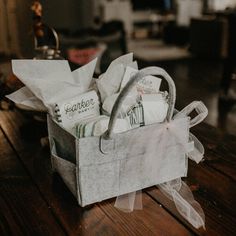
[[142, 94, 168, 125]]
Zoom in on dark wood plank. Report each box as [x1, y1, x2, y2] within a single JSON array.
[[98, 193, 193, 236], [188, 162, 236, 217], [193, 123, 236, 181], [146, 185, 236, 236], [0, 122, 66, 236], [0, 110, 131, 235], [0, 192, 23, 236], [0, 110, 194, 235], [144, 122, 236, 236]]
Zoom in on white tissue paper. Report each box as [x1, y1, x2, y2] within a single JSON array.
[[128, 60, 138, 71], [8, 59, 97, 113], [105, 53, 134, 73], [120, 66, 138, 91], [96, 53, 134, 102], [97, 64, 125, 102], [6, 86, 47, 111], [72, 58, 97, 91]]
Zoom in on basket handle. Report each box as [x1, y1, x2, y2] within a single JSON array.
[[103, 66, 176, 139]]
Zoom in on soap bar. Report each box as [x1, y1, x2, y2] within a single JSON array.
[[137, 75, 161, 94], [120, 66, 162, 94]]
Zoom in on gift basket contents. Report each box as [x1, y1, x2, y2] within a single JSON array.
[[7, 53, 208, 230]]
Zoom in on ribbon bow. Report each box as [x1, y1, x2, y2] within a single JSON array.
[[115, 101, 208, 229]]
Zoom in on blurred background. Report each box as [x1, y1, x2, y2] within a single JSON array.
[[0, 0, 236, 135]]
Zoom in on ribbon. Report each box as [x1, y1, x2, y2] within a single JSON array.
[[114, 101, 208, 230], [159, 179, 206, 230]]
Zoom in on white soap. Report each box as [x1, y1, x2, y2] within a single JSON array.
[[120, 66, 162, 94], [137, 75, 161, 94]]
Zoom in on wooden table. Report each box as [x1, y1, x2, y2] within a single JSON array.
[[0, 108, 236, 236]]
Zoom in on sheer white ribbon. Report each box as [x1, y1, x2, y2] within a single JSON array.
[[159, 179, 206, 230], [115, 101, 208, 229]]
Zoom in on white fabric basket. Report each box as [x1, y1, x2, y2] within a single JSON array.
[[47, 67, 207, 208]]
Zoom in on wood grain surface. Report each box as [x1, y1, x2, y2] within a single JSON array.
[[0, 109, 235, 235]]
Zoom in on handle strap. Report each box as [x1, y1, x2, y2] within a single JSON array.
[[104, 66, 176, 139], [174, 101, 208, 128]]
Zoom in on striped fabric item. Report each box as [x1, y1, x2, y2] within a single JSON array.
[[126, 101, 144, 128]]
